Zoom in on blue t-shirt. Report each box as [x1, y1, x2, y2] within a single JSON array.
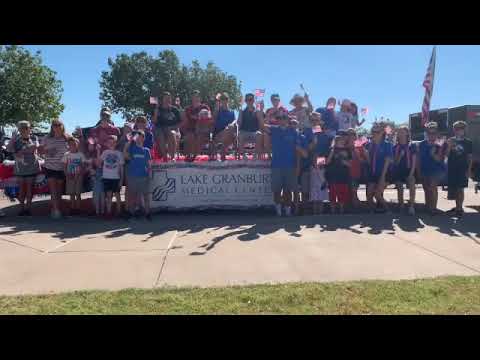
[[316, 107, 339, 132], [300, 132, 333, 171], [392, 143, 417, 172], [214, 109, 235, 133], [270, 126, 299, 169], [365, 140, 393, 177], [418, 140, 446, 176], [127, 144, 151, 178]]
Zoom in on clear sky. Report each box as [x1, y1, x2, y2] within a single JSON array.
[[23, 45, 480, 132]]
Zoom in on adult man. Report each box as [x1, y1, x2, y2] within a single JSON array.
[[263, 93, 288, 157], [89, 107, 121, 153], [213, 93, 236, 161], [316, 97, 339, 137], [289, 93, 313, 133], [180, 90, 210, 161], [237, 93, 264, 160], [445, 121, 473, 217], [152, 91, 182, 162]]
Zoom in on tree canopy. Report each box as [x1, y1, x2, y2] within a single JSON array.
[[99, 50, 242, 120], [0, 45, 64, 128]]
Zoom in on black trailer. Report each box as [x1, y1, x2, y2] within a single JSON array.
[[409, 105, 480, 187]]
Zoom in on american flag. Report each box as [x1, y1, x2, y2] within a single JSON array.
[[254, 89, 265, 98], [421, 46, 437, 126]]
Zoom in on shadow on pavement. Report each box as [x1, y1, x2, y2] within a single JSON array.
[[1, 198, 479, 252]]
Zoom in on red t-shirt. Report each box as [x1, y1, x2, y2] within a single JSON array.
[[183, 104, 211, 131], [89, 125, 121, 153], [350, 146, 367, 179]]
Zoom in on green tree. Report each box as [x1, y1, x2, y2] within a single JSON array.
[[100, 50, 242, 120], [0, 45, 64, 128]]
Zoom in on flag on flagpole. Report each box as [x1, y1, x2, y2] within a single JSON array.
[[254, 89, 265, 98], [360, 107, 368, 116], [421, 46, 437, 126]]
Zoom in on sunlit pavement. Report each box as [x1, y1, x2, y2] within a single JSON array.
[[0, 184, 479, 295]]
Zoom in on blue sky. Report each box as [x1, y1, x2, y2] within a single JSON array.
[[24, 45, 480, 132]]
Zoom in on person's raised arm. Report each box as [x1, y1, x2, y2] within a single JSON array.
[[304, 94, 313, 114]]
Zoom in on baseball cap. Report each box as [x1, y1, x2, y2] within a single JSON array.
[[271, 93, 280, 100], [17, 120, 31, 129], [100, 107, 112, 116]]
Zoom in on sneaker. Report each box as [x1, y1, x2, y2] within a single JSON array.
[[446, 207, 457, 214], [455, 209, 464, 217], [275, 204, 282, 217], [408, 206, 415, 216], [285, 206, 292, 217]]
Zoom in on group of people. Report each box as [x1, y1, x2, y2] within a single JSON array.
[[0, 90, 474, 220]]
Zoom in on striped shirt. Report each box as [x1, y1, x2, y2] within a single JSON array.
[[42, 136, 69, 171]]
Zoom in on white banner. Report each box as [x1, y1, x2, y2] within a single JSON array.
[[150, 161, 274, 210]]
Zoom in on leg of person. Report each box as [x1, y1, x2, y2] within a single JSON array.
[[329, 184, 338, 214], [114, 191, 122, 215], [55, 177, 65, 217], [407, 176, 416, 215], [422, 179, 431, 212], [154, 127, 168, 160], [24, 177, 34, 215], [263, 132, 272, 160], [337, 184, 350, 214], [47, 177, 58, 216], [456, 188, 464, 215], [255, 131, 263, 160], [271, 168, 282, 216], [17, 178, 27, 215], [431, 179, 439, 213], [167, 129, 177, 161], [143, 181, 151, 221], [284, 169, 297, 216], [184, 131, 195, 159], [366, 183, 376, 212], [105, 190, 113, 216], [396, 182, 404, 209], [374, 180, 389, 212]]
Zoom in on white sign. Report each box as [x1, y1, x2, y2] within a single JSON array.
[[150, 161, 274, 210]]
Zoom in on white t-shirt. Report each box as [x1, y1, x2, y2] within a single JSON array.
[[336, 111, 354, 131], [62, 151, 86, 176], [101, 150, 124, 179]]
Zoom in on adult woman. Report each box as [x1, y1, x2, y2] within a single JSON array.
[[7, 121, 41, 216], [365, 123, 393, 213], [289, 93, 313, 133], [152, 92, 182, 162], [336, 100, 355, 131], [39, 119, 69, 219], [349, 102, 365, 128]]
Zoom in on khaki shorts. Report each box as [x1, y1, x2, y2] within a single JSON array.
[[66, 176, 83, 195], [238, 130, 261, 144]]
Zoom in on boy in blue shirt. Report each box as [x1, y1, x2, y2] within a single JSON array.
[[123, 130, 153, 221], [265, 114, 307, 216], [418, 122, 447, 215]]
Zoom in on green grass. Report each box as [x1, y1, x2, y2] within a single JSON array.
[[2, 276, 480, 314]]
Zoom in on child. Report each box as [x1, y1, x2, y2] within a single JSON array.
[[98, 135, 124, 218], [62, 137, 86, 215], [418, 122, 446, 216], [237, 93, 264, 160], [326, 132, 352, 214], [445, 121, 473, 217], [89, 141, 105, 217], [365, 124, 393, 213], [391, 126, 417, 215], [123, 130, 152, 221], [6, 121, 40, 216], [265, 114, 307, 217], [310, 156, 329, 215], [195, 108, 215, 161], [346, 128, 369, 210]]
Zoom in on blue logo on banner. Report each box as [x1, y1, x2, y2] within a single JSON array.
[[152, 171, 176, 201]]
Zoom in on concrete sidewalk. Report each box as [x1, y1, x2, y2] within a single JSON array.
[[1, 187, 480, 296]]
